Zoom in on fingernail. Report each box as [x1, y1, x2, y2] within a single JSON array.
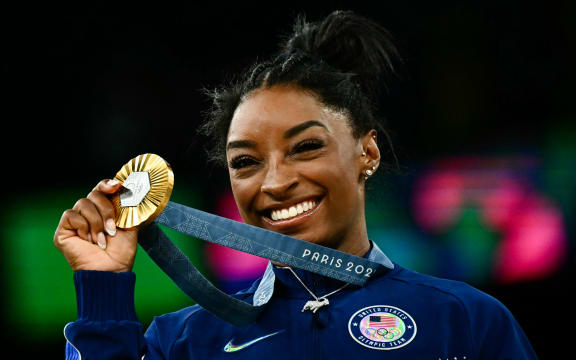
[[108, 179, 120, 186], [105, 218, 117, 236], [97, 232, 107, 249]]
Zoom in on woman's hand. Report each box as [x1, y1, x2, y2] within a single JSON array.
[[54, 179, 138, 273]]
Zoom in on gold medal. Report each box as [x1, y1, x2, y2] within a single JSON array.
[[111, 153, 174, 229]]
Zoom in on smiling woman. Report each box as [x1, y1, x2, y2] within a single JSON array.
[[55, 10, 538, 359], [225, 87, 376, 254]]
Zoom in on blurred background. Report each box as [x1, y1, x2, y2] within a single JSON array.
[[2, 1, 574, 358]]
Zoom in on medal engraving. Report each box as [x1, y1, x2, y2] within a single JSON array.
[[120, 171, 151, 207], [112, 153, 174, 229]]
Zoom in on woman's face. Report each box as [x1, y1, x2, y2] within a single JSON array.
[[226, 85, 378, 253]]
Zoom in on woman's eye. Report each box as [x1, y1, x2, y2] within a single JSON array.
[[292, 139, 325, 154], [229, 156, 258, 169]]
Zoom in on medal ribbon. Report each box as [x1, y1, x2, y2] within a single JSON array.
[[138, 201, 393, 326]]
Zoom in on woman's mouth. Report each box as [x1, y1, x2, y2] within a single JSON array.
[[262, 197, 323, 229], [270, 199, 318, 221]]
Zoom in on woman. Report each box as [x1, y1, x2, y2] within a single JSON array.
[[54, 10, 538, 359]]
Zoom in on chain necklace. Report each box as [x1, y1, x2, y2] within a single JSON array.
[[284, 267, 350, 313]]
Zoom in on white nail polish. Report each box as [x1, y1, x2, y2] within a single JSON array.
[[97, 232, 107, 249], [105, 219, 116, 236]]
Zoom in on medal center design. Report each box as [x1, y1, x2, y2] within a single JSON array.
[[120, 171, 151, 207]]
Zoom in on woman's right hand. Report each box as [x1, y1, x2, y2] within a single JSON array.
[[54, 179, 139, 273]]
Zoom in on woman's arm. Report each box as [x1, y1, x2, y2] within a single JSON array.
[[63, 271, 157, 360], [53, 179, 152, 358]]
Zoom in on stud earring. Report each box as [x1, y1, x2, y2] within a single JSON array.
[[364, 165, 377, 180], [364, 169, 372, 180], [361, 151, 366, 157]]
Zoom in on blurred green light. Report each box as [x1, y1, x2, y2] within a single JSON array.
[[2, 187, 207, 340]]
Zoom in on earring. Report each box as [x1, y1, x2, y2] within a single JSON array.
[[364, 168, 373, 180], [361, 151, 366, 157], [364, 165, 377, 180]]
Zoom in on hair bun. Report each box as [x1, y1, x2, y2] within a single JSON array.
[[280, 10, 401, 97]]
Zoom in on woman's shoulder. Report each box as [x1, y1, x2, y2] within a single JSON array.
[[383, 264, 510, 315], [372, 264, 536, 357]]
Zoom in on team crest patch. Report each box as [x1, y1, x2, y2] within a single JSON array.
[[348, 305, 417, 350]]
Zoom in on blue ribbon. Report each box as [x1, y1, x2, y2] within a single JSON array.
[[138, 201, 393, 326]]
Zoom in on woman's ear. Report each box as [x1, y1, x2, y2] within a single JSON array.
[[358, 129, 380, 180], [364, 129, 381, 168]]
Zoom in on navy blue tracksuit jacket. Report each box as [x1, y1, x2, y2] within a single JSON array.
[[64, 243, 538, 359]]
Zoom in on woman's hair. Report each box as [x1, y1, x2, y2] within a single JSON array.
[[199, 10, 403, 174]]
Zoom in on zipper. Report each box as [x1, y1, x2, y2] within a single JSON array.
[[311, 278, 321, 360], [312, 313, 321, 360]]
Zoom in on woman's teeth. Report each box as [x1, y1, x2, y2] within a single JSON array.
[[270, 200, 317, 221]]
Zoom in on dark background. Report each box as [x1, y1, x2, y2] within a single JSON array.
[[2, 1, 574, 358]]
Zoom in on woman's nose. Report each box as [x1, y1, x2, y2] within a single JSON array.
[[260, 163, 298, 199]]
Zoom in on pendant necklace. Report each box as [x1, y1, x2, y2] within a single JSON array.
[[285, 267, 350, 313]]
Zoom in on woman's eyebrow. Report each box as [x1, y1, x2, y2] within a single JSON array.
[[283, 120, 329, 139], [227, 139, 257, 150], [227, 120, 329, 150]]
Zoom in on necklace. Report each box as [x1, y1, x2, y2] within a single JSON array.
[[285, 267, 350, 313]]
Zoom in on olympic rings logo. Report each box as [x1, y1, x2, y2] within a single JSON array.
[[363, 327, 402, 341]]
